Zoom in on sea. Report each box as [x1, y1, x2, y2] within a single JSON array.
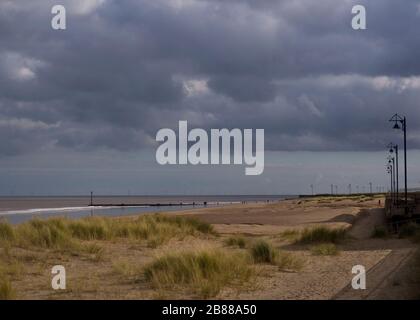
[[0, 195, 296, 224]]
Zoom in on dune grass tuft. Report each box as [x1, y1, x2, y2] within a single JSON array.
[[249, 240, 277, 264], [296, 226, 346, 244], [2, 214, 215, 251], [249, 240, 303, 270], [310, 243, 339, 256], [143, 249, 253, 298], [224, 236, 247, 248], [15, 219, 75, 250], [0, 221, 15, 243]]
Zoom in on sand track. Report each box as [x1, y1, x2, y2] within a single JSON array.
[[334, 207, 419, 299]]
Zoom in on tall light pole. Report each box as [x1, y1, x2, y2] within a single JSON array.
[[390, 114, 408, 212], [369, 182, 372, 194], [388, 156, 396, 204], [335, 185, 338, 195], [310, 184, 314, 196], [388, 143, 399, 204], [331, 184, 333, 195], [348, 183, 352, 195], [387, 164, 393, 203]]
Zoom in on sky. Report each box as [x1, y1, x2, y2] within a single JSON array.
[[1, 0, 420, 195]]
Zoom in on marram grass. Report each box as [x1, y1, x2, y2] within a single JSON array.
[[143, 248, 253, 298], [296, 226, 347, 244], [0, 214, 215, 250]]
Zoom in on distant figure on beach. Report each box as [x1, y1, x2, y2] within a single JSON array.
[[379, 199, 381, 206]]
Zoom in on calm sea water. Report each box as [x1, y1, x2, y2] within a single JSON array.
[[0, 195, 294, 224]]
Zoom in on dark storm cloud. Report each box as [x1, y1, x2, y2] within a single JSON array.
[[1, 0, 420, 156]]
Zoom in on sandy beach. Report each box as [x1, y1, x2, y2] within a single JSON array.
[[1, 195, 419, 300]]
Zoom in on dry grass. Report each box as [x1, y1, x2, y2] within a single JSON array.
[[310, 243, 339, 256], [0, 214, 215, 251], [224, 236, 247, 248], [0, 214, 216, 299], [112, 260, 144, 280], [0, 214, 312, 299], [143, 248, 253, 298], [279, 229, 300, 242], [0, 277, 15, 300], [0, 221, 15, 242], [249, 240, 277, 264], [296, 226, 347, 244], [249, 240, 303, 271], [0, 249, 20, 300]]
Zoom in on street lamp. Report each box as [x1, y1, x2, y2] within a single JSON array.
[[389, 114, 408, 211], [388, 143, 399, 205], [388, 156, 396, 204], [387, 163, 393, 204]]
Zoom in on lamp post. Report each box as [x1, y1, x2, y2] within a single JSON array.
[[389, 114, 408, 211], [387, 164, 393, 204], [310, 184, 314, 196], [388, 143, 399, 205], [388, 156, 396, 204]]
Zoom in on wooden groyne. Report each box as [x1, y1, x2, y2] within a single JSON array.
[[89, 202, 209, 207]]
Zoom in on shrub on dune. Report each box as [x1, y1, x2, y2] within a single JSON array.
[[249, 240, 303, 270], [143, 249, 252, 298], [250, 240, 277, 264], [296, 226, 346, 244], [16, 219, 74, 250], [224, 236, 247, 248]]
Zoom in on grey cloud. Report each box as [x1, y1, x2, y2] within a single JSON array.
[[1, 0, 420, 156]]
